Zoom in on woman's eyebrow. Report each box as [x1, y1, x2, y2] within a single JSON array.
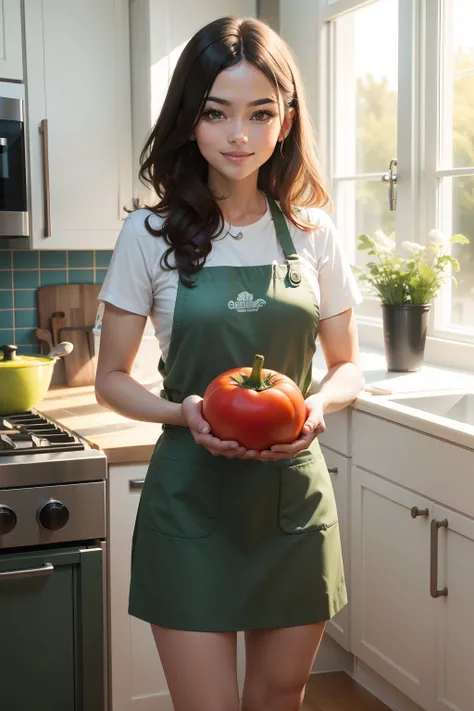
[[206, 96, 277, 107]]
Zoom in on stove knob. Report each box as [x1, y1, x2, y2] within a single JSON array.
[[0, 505, 17, 536], [37, 500, 70, 531]]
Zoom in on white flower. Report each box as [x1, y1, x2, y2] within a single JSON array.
[[373, 229, 396, 250], [402, 240, 425, 255], [428, 229, 448, 247]]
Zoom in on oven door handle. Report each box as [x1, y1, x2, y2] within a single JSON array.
[[0, 562, 54, 581]]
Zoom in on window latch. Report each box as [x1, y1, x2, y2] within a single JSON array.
[[381, 158, 398, 211]]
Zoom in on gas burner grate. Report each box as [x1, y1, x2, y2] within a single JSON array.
[[0, 411, 85, 456]]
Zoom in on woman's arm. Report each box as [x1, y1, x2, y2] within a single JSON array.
[[312, 307, 365, 414], [94, 303, 186, 425], [95, 303, 245, 457], [265, 308, 364, 460]]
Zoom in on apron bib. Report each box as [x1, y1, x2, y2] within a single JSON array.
[[128, 197, 347, 631]]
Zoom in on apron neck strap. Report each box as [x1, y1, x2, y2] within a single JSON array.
[[267, 196, 302, 287]]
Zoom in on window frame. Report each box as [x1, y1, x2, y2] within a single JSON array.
[[318, 0, 474, 371]]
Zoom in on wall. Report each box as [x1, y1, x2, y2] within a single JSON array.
[[0, 250, 112, 353]]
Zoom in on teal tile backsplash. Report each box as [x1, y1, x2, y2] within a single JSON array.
[[0, 249, 112, 354]]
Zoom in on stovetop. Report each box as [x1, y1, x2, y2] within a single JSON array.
[[0, 410, 107, 489], [0, 412, 85, 456]]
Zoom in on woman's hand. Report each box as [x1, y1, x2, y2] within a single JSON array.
[[240, 394, 326, 462], [181, 395, 247, 459]]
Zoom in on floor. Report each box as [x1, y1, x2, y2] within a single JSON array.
[[302, 672, 392, 711]]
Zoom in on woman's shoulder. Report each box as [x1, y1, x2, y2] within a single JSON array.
[[124, 208, 167, 239], [291, 205, 334, 234], [286, 205, 337, 260]]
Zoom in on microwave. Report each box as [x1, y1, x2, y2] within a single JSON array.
[[0, 85, 28, 238]]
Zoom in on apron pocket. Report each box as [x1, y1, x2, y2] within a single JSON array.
[[142, 456, 223, 539], [278, 453, 338, 534]]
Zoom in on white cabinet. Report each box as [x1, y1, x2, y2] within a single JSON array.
[[320, 445, 351, 652], [431, 504, 474, 711], [109, 463, 173, 711], [350, 411, 474, 711], [130, 0, 257, 203], [0, 0, 23, 81], [350, 467, 434, 709], [23, 0, 132, 250]]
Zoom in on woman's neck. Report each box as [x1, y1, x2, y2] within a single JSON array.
[[208, 173, 266, 226]]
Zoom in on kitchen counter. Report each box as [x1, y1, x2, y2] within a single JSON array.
[[38, 379, 163, 464], [312, 349, 474, 450], [38, 350, 474, 464]]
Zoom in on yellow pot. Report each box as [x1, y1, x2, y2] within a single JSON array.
[[0, 343, 73, 415]]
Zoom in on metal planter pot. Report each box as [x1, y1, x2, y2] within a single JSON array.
[[382, 304, 431, 372]]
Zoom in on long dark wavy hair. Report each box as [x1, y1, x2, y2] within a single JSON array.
[[137, 16, 331, 286]]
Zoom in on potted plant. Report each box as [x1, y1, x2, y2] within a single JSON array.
[[353, 229, 470, 372]]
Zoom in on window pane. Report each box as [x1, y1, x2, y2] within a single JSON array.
[[450, 0, 474, 169], [335, 179, 396, 317], [449, 175, 474, 328], [333, 0, 398, 176]]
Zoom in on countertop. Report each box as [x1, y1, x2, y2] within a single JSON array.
[[38, 379, 164, 465], [37, 350, 474, 464]]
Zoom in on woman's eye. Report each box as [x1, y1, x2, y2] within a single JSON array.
[[203, 109, 224, 120], [252, 110, 274, 122]]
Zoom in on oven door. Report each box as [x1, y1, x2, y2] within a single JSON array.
[[0, 96, 28, 237], [0, 542, 105, 711]]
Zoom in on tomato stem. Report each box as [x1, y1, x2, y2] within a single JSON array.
[[245, 354, 265, 389], [229, 354, 278, 391]]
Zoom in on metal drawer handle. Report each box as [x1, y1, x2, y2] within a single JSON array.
[[0, 562, 54, 581], [39, 119, 51, 237], [327, 467, 338, 474], [129, 479, 145, 491], [411, 506, 429, 518], [430, 518, 448, 598]]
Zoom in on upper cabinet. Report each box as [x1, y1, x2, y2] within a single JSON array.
[[0, 0, 23, 81], [23, 0, 132, 250], [130, 0, 257, 204]]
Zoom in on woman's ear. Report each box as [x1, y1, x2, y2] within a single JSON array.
[[279, 107, 295, 142]]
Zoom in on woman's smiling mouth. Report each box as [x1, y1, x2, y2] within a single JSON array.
[[221, 151, 254, 163]]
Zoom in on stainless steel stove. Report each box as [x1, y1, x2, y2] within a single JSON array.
[[0, 410, 107, 711], [0, 410, 106, 548]]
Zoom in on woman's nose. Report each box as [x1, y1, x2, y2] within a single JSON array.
[[227, 121, 249, 146]]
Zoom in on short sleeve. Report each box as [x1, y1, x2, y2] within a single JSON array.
[[316, 213, 363, 320], [98, 213, 154, 317]]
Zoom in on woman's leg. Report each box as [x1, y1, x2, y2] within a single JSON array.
[[151, 624, 240, 711], [241, 621, 326, 711]]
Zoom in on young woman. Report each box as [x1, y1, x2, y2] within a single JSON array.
[[96, 16, 364, 711]]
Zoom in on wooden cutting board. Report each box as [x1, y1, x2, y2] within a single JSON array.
[[37, 284, 101, 386]]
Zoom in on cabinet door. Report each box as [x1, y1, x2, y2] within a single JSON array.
[[0, 545, 104, 711], [0, 0, 23, 81], [430, 505, 474, 711], [109, 464, 173, 711], [24, 0, 132, 250], [320, 445, 350, 651], [350, 467, 433, 709]]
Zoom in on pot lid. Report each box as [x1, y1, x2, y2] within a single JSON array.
[[0, 345, 52, 368]]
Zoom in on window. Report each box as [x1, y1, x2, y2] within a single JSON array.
[[319, 0, 474, 368]]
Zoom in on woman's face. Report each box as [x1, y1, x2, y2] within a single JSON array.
[[192, 60, 294, 184]]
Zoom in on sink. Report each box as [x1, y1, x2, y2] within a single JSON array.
[[387, 392, 474, 427]]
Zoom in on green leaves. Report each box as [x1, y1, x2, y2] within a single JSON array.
[[450, 233, 470, 245], [352, 230, 470, 305]]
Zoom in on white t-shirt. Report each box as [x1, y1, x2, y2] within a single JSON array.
[[99, 200, 363, 360]]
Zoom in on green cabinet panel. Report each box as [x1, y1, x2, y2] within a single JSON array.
[[0, 545, 104, 711]]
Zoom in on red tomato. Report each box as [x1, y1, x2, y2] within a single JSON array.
[[202, 354, 306, 451]]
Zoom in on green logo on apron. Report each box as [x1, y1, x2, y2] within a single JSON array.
[[228, 290, 267, 312]]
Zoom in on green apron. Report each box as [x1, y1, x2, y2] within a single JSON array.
[[128, 198, 347, 631]]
